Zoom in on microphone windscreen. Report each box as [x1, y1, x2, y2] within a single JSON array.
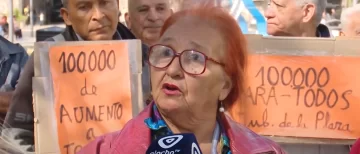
[[146, 133, 203, 154]]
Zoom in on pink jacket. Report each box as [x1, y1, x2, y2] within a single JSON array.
[[78, 104, 286, 154], [350, 139, 360, 154]]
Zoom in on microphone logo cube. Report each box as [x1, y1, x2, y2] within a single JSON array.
[[158, 135, 184, 149], [146, 133, 203, 154], [191, 142, 201, 154]]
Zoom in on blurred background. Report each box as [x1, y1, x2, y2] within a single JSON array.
[[0, 0, 358, 53]]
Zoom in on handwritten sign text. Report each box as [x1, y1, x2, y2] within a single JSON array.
[[240, 55, 360, 139], [49, 43, 133, 154]]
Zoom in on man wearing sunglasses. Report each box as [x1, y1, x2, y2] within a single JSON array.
[[1, 0, 150, 152]]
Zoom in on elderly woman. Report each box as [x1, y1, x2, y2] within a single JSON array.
[[79, 6, 286, 154]]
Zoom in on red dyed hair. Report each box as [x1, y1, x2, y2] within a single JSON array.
[[160, 6, 248, 109]]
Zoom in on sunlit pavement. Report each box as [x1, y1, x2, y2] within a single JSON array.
[[12, 24, 66, 54]]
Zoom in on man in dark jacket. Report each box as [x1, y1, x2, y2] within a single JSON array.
[[1, 0, 150, 152], [0, 36, 28, 125]]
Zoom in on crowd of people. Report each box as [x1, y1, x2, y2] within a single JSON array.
[[0, 0, 359, 153], [0, 15, 23, 39]]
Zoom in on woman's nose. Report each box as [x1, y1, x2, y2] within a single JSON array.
[[165, 57, 184, 78]]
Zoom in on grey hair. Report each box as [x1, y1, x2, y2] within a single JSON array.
[[341, 4, 360, 29], [61, 0, 68, 8], [297, 0, 327, 25]]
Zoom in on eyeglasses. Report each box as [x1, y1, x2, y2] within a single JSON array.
[[148, 44, 224, 75]]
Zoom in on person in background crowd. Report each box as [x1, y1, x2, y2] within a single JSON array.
[[265, 0, 330, 37], [0, 16, 23, 39], [330, 8, 338, 19], [0, 16, 9, 36], [124, 0, 173, 46], [23, 5, 30, 26], [0, 36, 28, 126], [320, 11, 327, 24], [1, 0, 150, 152], [13, 16, 22, 39], [340, 4, 360, 37], [79, 6, 286, 154], [39, 12, 45, 25], [24, 5, 29, 16]]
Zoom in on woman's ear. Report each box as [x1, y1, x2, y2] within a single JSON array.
[[219, 74, 233, 101]]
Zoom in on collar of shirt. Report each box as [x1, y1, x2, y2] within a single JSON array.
[[76, 33, 84, 41], [144, 103, 232, 154]]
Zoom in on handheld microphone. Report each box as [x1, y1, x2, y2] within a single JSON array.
[[146, 133, 203, 154]]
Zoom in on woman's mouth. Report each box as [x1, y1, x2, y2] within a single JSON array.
[[162, 83, 182, 95]]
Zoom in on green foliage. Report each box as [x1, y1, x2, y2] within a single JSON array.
[[13, 8, 27, 22]]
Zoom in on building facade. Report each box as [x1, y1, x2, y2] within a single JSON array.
[[0, 0, 22, 15]]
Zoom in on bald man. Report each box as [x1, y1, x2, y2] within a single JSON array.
[[340, 4, 360, 37], [265, 0, 330, 37], [125, 0, 173, 46]]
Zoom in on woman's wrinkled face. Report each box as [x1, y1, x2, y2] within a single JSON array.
[[150, 17, 232, 116]]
